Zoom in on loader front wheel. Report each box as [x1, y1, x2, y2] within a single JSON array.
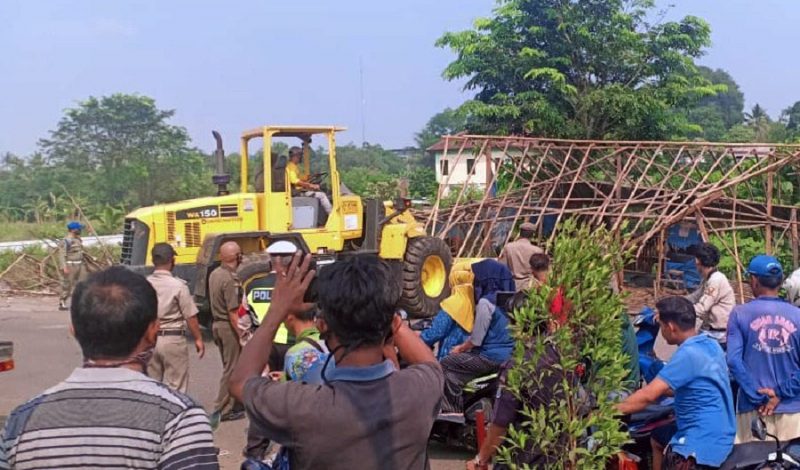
[[400, 236, 452, 318]]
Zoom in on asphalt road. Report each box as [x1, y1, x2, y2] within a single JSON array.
[[0, 295, 469, 470]]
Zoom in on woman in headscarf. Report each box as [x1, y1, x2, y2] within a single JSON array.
[[440, 259, 516, 419], [420, 262, 475, 361]]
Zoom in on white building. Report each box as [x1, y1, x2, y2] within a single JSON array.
[[427, 135, 522, 196]]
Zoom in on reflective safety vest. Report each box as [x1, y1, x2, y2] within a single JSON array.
[[243, 272, 289, 344]]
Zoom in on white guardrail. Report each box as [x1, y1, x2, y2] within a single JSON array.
[[0, 235, 123, 252]]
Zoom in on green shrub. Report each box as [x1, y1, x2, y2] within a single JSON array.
[[498, 220, 631, 469]]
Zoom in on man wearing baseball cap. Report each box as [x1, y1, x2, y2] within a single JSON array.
[[58, 221, 86, 310], [498, 221, 544, 291], [728, 254, 800, 443]]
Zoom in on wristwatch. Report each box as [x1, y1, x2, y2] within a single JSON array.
[[473, 455, 489, 469]]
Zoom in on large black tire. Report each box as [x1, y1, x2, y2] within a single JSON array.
[[400, 236, 453, 318]]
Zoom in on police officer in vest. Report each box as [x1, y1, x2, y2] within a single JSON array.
[[59, 221, 86, 310], [242, 241, 294, 372]]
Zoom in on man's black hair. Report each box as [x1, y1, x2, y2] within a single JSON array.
[[692, 242, 721, 268], [655, 296, 696, 331], [519, 228, 535, 239], [530, 253, 550, 272], [754, 274, 783, 289], [71, 266, 157, 359], [316, 254, 399, 348], [291, 307, 318, 323], [151, 242, 176, 266]]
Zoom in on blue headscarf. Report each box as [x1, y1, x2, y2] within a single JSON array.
[[471, 259, 515, 305]]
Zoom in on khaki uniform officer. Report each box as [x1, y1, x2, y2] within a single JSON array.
[[59, 221, 87, 310], [499, 222, 544, 291], [209, 241, 245, 427], [686, 243, 735, 345], [146, 243, 205, 393]]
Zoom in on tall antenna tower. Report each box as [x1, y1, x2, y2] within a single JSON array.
[[359, 56, 366, 145]]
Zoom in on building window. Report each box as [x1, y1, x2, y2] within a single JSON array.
[[440, 158, 449, 176], [466, 158, 475, 174]]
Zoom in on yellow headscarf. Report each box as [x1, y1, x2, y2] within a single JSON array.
[[440, 262, 475, 332]]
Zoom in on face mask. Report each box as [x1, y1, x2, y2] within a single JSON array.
[[84, 344, 156, 374]]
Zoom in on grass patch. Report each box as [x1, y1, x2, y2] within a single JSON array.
[[0, 222, 65, 243]]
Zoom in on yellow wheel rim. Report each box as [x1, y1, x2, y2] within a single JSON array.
[[421, 255, 447, 298]]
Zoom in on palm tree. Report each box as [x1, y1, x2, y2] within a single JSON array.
[[744, 104, 771, 142]]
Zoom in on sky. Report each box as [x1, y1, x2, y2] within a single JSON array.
[[1, 1, 799, 156]]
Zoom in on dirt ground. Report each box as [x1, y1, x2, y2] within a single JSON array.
[[0, 295, 469, 470]]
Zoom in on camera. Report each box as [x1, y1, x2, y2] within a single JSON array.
[[266, 240, 333, 303]]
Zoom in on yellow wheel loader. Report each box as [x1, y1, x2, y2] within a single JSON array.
[[121, 126, 451, 322]]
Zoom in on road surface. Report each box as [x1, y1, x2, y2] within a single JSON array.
[[0, 295, 469, 469]]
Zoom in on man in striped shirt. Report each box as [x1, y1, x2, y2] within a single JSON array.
[[0, 266, 218, 470]]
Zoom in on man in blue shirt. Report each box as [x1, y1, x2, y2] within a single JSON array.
[[727, 255, 800, 443], [618, 296, 735, 469]]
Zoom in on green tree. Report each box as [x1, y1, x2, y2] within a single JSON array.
[[39, 94, 212, 207], [414, 108, 468, 150], [739, 104, 788, 143], [437, 0, 715, 140], [687, 67, 745, 141], [722, 124, 756, 143], [782, 101, 800, 139]]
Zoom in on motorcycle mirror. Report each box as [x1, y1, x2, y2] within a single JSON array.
[[751, 416, 768, 441]]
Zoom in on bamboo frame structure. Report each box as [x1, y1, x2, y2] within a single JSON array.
[[423, 135, 800, 298]]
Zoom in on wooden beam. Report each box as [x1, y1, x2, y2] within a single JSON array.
[[792, 208, 799, 269], [694, 209, 710, 242], [655, 228, 665, 299], [766, 156, 774, 254]]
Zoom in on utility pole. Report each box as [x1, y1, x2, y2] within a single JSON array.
[[359, 56, 366, 146]]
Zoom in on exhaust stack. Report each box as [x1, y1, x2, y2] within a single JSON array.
[[211, 131, 230, 196]]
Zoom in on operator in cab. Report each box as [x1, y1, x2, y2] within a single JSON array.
[[286, 146, 332, 214]]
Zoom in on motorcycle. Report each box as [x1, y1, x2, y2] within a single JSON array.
[[721, 417, 800, 469], [410, 317, 499, 451], [430, 373, 499, 451], [634, 307, 666, 383], [610, 308, 676, 469]]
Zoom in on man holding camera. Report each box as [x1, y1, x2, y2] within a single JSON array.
[[230, 253, 443, 470]]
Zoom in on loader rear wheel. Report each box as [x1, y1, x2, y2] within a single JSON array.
[[400, 236, 452, 318]]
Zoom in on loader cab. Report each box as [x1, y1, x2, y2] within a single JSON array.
[[241, 126, 363, 253]]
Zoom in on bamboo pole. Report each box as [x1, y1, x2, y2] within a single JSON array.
[[731, 196, 745, 303], [792, 208, 799, 269], [655, 228, 665, 299], [766, 157, 774, 255], [548, 144, 594, 245], [475, 143, 530, 256]]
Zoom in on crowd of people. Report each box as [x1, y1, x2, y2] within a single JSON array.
[[3, 221, 800, 470]]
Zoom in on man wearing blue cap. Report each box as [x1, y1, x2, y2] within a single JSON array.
[[728, 254, 800, 443], [58, 221, 86, 310]]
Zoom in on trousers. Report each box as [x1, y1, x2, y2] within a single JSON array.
[[212, 321, 242, 415], [302, 191, 332, 214], [60, 263, 86, 302], [148, 335, 189, 393], [441, 351, 502, 413], [664, 448, 716, 469], [735, 410, 800, 444]]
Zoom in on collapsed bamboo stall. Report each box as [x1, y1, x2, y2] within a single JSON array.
[[423, 135, 800, 307]]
